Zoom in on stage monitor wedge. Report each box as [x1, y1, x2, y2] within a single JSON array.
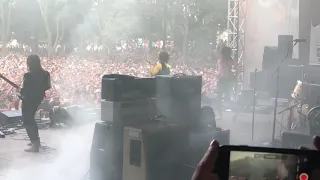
[[0, 110, 22, 126]]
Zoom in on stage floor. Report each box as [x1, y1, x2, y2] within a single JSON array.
[[0, 123, 94, 180], [0, 104, 289, 180]]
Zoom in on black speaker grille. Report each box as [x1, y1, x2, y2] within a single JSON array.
[[129, 139, 142, 167]]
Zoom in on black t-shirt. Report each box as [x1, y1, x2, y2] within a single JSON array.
[[21, 70, 51, 101], [157, 63, 170, 75]]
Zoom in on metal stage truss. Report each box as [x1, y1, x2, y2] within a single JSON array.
[[227, 0, 246, 90]]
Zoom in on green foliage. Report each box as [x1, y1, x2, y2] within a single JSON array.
[[0, 0, 228, 50], [188, 0, 227, 40], [91, 0, 141, 43], [133, 0, 164, 40]]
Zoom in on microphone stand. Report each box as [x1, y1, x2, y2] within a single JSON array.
[[300, 68, 305, 113], [252, 69, 257, 142], [271, 41, 298, 144]]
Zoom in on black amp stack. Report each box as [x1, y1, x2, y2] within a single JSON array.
[[91, 75, 155, 180], [250, 34, 320, 149], [251, 35, 302, 98], [90, 74, 230, 180], [155, 75, 202, 127], [251, 35, 320, 100]]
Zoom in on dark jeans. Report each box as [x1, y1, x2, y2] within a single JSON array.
[[22, 99, 42, 142], [216, 76, 235, 104], [216, 77, 235, 115]]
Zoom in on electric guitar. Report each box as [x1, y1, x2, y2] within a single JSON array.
[[0, 73, 23, 99]]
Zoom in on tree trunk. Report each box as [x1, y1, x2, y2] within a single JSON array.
[[46, 26, 54, 57], [162, 0, 167, 50], [212, 28, 218, 49], [37, 0, 55, 57], [47, 43, 54, 57], [182, 5, 189, 65], [0, 1, 12, 57], [52, 17, 64, 56], [1, 29, 8, 56]]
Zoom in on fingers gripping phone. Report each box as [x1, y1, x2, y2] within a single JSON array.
[[214, 146, 320, 180]]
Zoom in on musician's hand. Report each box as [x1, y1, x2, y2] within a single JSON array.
[[191, 140, 219, 180], [314, 136, 320, 150]]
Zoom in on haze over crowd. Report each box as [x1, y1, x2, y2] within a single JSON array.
[[0, 0, 230, 110]]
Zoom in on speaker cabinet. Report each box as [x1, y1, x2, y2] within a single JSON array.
[[100, 99, 153, 123], [311, 0, 320, 27], [278, 35, 293, 59], [101, 75, 155, 101], [101, 74, 135, 101], [122, 121, 188, 180], [90, 122, 123, 180], [122, 127, 146, 180], [250, 71, 269, 92], [0, 110, 22, 126], [305, 65, 320, 108], [155, 75, 202, 127], [266, 65, 303, 99], [262, 46, 279, 72]]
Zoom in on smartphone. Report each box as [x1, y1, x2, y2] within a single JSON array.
[[214, 145, 320, 180]]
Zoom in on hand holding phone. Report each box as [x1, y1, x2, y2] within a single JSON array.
[[191, 136, 320, 180], [191, 140, 219, 180], [311, 136, 320, 150]]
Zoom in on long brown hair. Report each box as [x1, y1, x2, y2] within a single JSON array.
[[159, 51, 169, 64], [27, 55, 43, 73], [221, 46, 232, 61]]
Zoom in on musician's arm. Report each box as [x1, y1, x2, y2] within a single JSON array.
[[7, 103, 11, 111], [46, 72, 52, 90], [150, 63, 162, 76], [20, 73, 30, 95], [217, 59, 222, 76], [5, 86, 13, 96], [232, 59, 239, 73]]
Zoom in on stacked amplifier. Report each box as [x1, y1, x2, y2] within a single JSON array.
[[90, 74, 230, 180], [91, 75, 156, 180]]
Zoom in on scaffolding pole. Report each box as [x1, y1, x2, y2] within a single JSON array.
[[227, 0, 246, 91]]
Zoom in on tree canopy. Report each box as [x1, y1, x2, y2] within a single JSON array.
[[0, 0, 228, 56]]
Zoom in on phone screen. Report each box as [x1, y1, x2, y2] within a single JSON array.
[[215, 147, 320, 180], [228, 151, 319, 180]]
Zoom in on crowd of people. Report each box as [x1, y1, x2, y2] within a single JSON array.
[[0, 51, 218, 111]]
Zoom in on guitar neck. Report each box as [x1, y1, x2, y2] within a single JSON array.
[[0, 74, 20, 89]]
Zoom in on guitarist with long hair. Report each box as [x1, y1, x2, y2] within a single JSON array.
[[20, 55, 51, 152]]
